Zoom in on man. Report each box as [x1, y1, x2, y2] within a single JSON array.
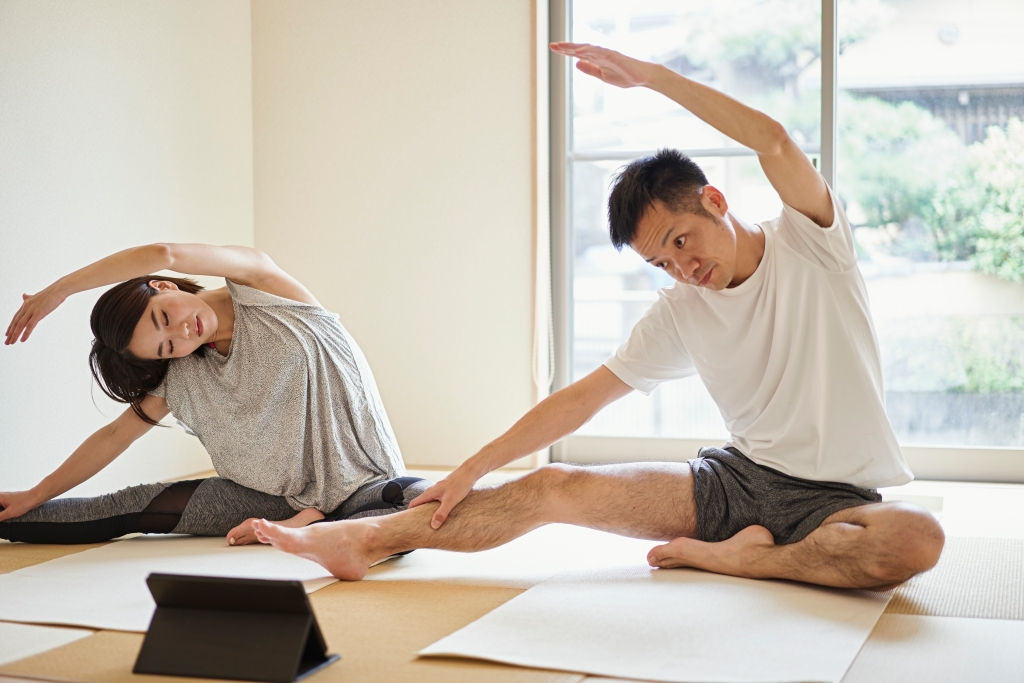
[[253, 43, 944, 590]]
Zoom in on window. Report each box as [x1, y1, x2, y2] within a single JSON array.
[[837, 0, 1024, 447], [552, 0, 1024, 479]]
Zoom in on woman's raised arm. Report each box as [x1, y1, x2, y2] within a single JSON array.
[[5, 243, 317, 344], [0, 394, 169, 522]]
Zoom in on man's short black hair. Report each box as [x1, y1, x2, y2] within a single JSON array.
[[607, 148, 711, 251]]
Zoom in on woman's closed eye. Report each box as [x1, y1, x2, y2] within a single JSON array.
[[161, 312, 174, 355]]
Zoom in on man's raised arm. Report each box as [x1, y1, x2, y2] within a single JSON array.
[[551, 42, 834, 228], [409, 366, 633, 528]]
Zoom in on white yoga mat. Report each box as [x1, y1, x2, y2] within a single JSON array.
[[366, 523, 655, 588], [0, 535, 336, 632], [0, 622, 92, 666], [841, 615, 1024, 683], [420, 564, 892, 683]]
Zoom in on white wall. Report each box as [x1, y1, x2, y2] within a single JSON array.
[[0, 0, 254, 495], [251, 1, 537, 467]]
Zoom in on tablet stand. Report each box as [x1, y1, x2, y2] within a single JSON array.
[[133, 573, 340, 683]]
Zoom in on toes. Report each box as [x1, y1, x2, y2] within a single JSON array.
[[648, 539, 694, 568], [252, 520, 306, 553], [251, 519, 277, 544]]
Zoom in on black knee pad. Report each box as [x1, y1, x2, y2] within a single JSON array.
[[322, 477, 429, 522]]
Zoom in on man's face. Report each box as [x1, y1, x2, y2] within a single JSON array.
[[629, 189, 737, 290]]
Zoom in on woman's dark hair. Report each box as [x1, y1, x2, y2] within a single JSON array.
[[89, 275, 205, 426], [607, 148, 712, 250]]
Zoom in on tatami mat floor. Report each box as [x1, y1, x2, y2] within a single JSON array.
[[1, 467, 1022, 682]]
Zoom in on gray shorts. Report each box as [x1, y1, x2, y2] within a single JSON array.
[[689, 446, 882, 545]]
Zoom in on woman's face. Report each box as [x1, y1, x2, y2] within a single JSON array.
[[127, 281, 218, 360]]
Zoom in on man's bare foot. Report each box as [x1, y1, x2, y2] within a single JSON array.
[[252, 518, 380, 581], [647, 525, 776, 578]]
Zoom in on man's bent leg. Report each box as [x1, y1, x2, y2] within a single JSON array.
[[648, 501, 944, 589], [252, 462, 698, 580]]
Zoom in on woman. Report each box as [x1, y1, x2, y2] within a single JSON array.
[[1, 243, 428, 545]]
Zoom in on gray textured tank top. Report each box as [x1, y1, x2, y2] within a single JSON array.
[[150, 280, 405, 512]]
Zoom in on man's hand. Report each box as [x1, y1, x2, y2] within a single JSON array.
[[550, 42, 658, 89], [5, 286, 67, 345], [409, 466, 479, 529], [0, 490, 45, 523], [554, 41, 832, 226], [226, 508, 325, 546]]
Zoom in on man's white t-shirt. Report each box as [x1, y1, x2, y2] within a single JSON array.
[[605, 189, 913, 489]]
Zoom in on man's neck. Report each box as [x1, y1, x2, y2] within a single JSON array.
[[727, 212, 766, 287]]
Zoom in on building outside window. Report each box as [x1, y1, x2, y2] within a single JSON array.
[[556, 0, 1024, 467]]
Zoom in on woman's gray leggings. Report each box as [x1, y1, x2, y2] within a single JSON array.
[[0, 476, 430, 545]]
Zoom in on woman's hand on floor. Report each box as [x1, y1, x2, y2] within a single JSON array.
[[409, 467, 478, 530], [0, 489, 46, 522], [226, 508, 325, 546], [5, 286, 67, 345]]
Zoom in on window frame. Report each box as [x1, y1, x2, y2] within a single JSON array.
[[548, 0, 1024, 483]]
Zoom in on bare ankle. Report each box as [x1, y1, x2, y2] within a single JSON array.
[[352, 518, 403, 561]]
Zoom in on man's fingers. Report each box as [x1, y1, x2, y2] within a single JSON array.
[[550, 41, 596, 55], [408, 487, 439, 508], [576, 61, 603, 78], [431, 501, 452, 530]]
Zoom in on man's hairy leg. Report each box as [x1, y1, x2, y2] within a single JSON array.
[[252, 462, 697, 580], [648, 501, 945, 589]]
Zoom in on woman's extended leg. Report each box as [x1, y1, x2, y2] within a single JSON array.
[[0, 482, 169, 544], [0, 476, 434, 545], [0, 478, 295, 544]]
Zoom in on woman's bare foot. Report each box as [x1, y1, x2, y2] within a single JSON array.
[[227, 508, 325, 546], [647, 525, 776, 578], [251, 518, 381, 580]]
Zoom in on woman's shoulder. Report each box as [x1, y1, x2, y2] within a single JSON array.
[[226, 279, 324, 309]]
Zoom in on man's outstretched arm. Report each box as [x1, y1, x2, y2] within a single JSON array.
[[409, 365, 633, 528], [551, 42, 834, 228]]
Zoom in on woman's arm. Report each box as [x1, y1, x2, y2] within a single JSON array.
[[5, 243, 317, 345], [0, 394, 168, 522]]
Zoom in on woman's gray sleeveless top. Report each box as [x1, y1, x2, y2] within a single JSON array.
[[150, 280, 404, 512]]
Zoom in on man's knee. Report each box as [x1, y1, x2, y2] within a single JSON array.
[[530, 462, 582, 489], [866, 503, 944, 585]]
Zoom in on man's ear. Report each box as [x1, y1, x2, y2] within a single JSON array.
[[148, 280, 180, 292], [700, 185, 729, 217]]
